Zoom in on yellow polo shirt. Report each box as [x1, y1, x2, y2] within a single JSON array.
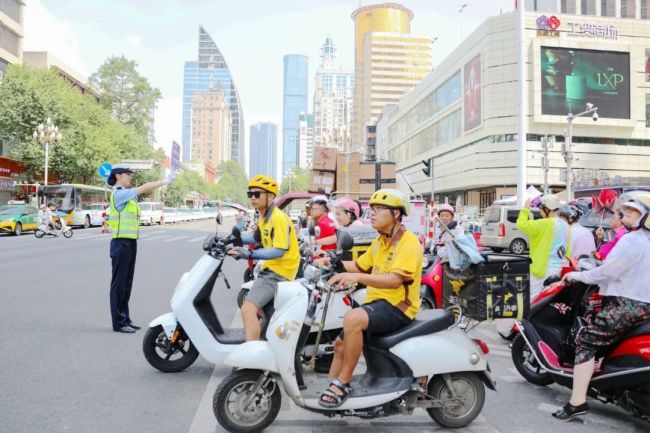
[[355, 229, 422, 319], [258, 206, 300, 280]]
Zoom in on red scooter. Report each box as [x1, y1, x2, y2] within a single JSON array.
[[510, 260, 650, 422], [419, 252, 443, 310]]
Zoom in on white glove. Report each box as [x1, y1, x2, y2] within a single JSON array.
[[164, 173, 176, 185]]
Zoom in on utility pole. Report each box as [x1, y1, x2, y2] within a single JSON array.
[[562, 104, 598, 201], [538, 135, 554, 195]]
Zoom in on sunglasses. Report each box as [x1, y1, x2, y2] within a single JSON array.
[[247, 191, 266, 199]]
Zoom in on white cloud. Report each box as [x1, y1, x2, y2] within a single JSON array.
[[22, 0, 90, 78], [125, 34, 142, 48], [154, 96, 183, 156]]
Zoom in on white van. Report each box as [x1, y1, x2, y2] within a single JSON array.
[[139, 202, 163, 225], [480, 205, 541, 254]]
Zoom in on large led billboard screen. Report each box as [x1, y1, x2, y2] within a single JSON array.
[[540, 47, 630, 119], [464, 54, 481, 131]]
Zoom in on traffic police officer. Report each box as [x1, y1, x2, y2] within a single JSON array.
[[106, 164, 174, 333]]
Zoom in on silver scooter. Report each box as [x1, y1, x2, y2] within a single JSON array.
[[213, 232, 496, 432]]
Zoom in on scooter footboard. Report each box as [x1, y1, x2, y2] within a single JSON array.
[[148, 312, 177, 339], [224, 341, 278, 373]]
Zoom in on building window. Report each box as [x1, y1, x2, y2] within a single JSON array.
[[561, 0, 577, 13], [0, 0, 21, 23], [0, 24, 20, 57], [580, 0, 597, 14], [525, 0, 558, 11], [643, 0, 650, 18], [600, 0, 616, 16], [0, 57, 8, 81], [621, 0, 636, 17]]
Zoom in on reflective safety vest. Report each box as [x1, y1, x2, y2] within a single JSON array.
[[107, 191, 140, 239]]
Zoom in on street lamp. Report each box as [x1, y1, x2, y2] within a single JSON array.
[[32, 117, 62, 186], [563, 103, 598, 201]]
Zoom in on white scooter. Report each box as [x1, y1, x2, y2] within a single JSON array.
[[213, 232, 496, 433], [143, 225, 367, 373], [34, 214, 73, 238]]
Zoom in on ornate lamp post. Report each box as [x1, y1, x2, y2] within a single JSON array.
[[32, 117, 62, 185]]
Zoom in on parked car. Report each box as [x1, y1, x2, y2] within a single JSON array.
[[0, 203, 39, 235], [139, 202, 163, 225], [480, 205, 541, 254], [162, 207, 180, 224]]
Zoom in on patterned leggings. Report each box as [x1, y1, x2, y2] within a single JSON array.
[[575, 296, 650, 365]]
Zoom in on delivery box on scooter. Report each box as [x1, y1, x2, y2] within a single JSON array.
[[442, 253, 531, 321]]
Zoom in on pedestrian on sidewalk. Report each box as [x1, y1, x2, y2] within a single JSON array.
[[106, 164, 175, 334]]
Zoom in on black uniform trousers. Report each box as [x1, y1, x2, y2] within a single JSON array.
[[110, 238, 137, 330]]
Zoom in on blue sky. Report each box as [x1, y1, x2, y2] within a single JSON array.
[[23, 0, 515, 157]]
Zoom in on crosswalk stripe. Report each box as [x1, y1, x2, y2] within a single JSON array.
[[163, 236, 189, 242], [189, 236, 207, 243]]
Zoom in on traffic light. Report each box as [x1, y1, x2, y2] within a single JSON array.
[[421, 158, 432, 177]]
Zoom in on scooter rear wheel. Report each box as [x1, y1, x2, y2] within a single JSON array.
[[142, 325, 199, 373], [511, 334, 554, 386], [63, 229, 73, 238], [213, 369, 281, 433], [427, 372, 485, 428]]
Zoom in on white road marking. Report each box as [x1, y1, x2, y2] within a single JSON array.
[[163, 236, 189, 242], [189, 236, 207, 243]]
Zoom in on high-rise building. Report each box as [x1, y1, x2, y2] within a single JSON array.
[[350, 3, 432, 156], [313, 38, 354, 151], [298, 112, 314, 169], [182, 27, 244, 167], [191, 86, 232, 170], [282, 54, 308, 176], [0, 0, 23, 80], [249, 122, 277, 179]]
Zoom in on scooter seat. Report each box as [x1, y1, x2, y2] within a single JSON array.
[[623, 321, 650, 339], [367, 309, 455, 350]]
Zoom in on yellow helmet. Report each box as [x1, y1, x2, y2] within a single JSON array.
[[369, 189, 410, 216], [248, 175, 279, 196]]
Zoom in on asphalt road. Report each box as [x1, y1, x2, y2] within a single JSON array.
[[1, 219, 646, 433]]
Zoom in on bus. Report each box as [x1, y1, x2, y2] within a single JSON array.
[[38, 184, 110, 228]]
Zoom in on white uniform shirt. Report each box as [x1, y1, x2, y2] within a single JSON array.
[[570, 224, 596, 259], [569, 229, 650, 303]]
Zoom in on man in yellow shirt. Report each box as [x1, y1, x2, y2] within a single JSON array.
[[228, 175, 299, 341], [317, 189, 422, 408]]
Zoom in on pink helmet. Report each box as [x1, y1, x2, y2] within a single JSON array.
[[335, 199, 361, 219], [436, 204, 455, 216]]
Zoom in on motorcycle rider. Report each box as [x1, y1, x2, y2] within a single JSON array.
[[314, 199, 364, 250], [558, 204, 595, 260], [228, 175, 300, 341], [517, 195, 570, 299], [316, 189, 422, 408], [430, 204, 462, 260], [555, 194, 650, 421], [309, 195, 337, 251], [595, 208, 627, 259]]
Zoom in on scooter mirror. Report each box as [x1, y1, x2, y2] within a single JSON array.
[[216, 212, 223, 225], [307, 219, 316, 236], [336, 230, 354, 252]]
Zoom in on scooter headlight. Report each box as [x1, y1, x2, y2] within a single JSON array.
[[422, 256, 430, 269]]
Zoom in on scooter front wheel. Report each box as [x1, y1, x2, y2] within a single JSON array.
[[427, 372, 485, 428], [63, 229, 73, 238], [142, 325, 199, 373], [34, 229, 45, 239], [213, 369, 281, 433]]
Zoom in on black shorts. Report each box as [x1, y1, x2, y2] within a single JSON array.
[[340, 299, 412, 339]]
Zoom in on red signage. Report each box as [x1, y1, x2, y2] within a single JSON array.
[[0, 156, 25, 178]]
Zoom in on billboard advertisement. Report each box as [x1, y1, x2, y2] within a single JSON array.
[[464, 54, 481, 131], [540, 47, 630, 119], [171, 141, 180, 173]]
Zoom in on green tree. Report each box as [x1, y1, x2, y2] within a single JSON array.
[[163, 170, 207, 207], [0, 65, 154, 185], [89, 56, 161, 142], [280, 166, 309, 194], [214, 160, 249, 204]]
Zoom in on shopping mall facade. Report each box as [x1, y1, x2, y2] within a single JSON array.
[[376, 10, 650, 213]]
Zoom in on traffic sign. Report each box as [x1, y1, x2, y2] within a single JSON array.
[[98, 163, 112, 178]]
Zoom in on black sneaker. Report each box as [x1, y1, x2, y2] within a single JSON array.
[[115, 325, 137, 334], [129, 323, 141, 330], [552, 402, 589, 421]]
